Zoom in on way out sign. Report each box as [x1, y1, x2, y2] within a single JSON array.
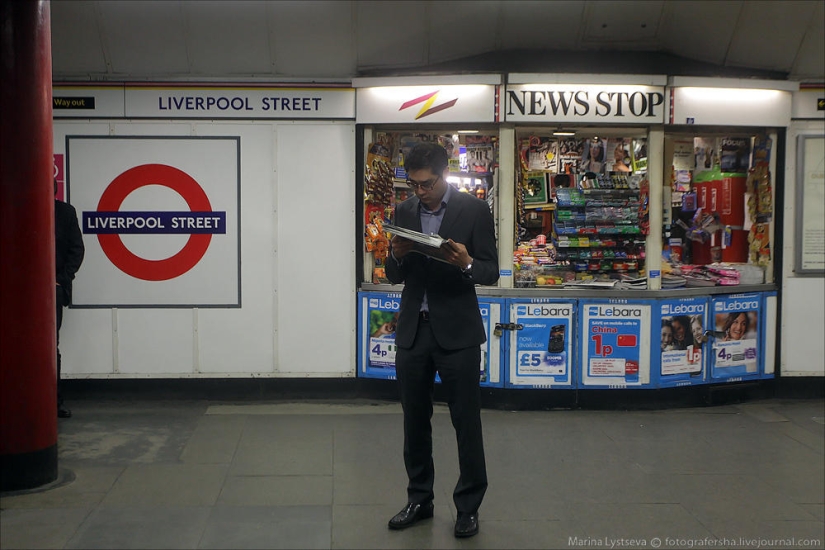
[[68, 136, 240, 307]]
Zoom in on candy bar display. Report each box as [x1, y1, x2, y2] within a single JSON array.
[[364, 130, 498, 284], [514, 133, 648, 287]]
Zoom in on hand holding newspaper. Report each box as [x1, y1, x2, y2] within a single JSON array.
[[383, 222, 453, 264]]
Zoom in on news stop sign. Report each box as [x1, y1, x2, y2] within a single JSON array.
[[83, 164, 226, 281]]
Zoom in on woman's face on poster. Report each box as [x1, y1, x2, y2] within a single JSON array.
[[672, 319, 687, 341], [729, 313, 747, 340]]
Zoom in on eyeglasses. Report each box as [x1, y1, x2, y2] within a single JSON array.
[[406, 175, 440, 191]]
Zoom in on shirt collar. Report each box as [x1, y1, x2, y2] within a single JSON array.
[[420, 183, 453, 214]]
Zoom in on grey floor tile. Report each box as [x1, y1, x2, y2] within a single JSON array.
[[0, 490, 106, 510], [100, 463, 228, 507], [230, 416, 333, 476], [180, 415, 246, 464], [0, 466, 125, 510], [199, 506, 331, 550], [799, 504, 825, 521], [559, 503, 715, 539], [65, 506, 210, 550], [219, 475, 333, 506], [698, 517, 825, 546], [3, 398, 822, 550], [332, 504, 457, 549], [667, 474, 819, 523], [333, 461, 407, 505], [0, 508, 91, 550], [454, 520, 568, 550], [57, 402, 203, 466]]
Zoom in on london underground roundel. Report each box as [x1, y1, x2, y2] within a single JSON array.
[[84, 164, 226, 281]]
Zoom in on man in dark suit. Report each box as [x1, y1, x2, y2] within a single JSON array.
[[385, 143, 499, 538], [55, 179, 85, 418]]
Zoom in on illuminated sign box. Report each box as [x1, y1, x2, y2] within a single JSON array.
[[668, 77, 797, 127]]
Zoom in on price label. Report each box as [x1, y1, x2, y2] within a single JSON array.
[[369, 340, 397, 367], [517, 351, 565, 375]]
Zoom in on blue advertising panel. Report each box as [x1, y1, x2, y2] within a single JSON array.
[[709, 293, 762, 382], [358, 291, 401, 380], [579, 299, 654, 388], [357, 291, 504, 387], [478, 297, 505, 388], [655, 297, 709, 387], [506, 298, 576, 388], [761, 291, 777, 379]]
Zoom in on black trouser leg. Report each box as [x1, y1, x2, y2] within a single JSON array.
[[56, 287, 64, 407], [435, 344, 487, 514], [395, 320, 437, 505]]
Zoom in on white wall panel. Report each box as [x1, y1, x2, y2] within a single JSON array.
[[726, 1, 816, 71], [659, 1, 741, 66], [276, 123, 356, 375], [582, 1, 662, 43], [116, 309, 194, 374], [429, 2, 500, 65], [271, 1, 356, 77], [792, 1, 825, 80], [781, 120, 825, 377], [500, 1, 584, 50], [110, 122, 192, 136], [356, 1, 427, 68], [98, 1, 190, 75], [782, 279, 824, 376], [50, 1, 109, 75], [61, 310, 115, 376], [184, 1, 271, 75], [193, 123, 275, 374]]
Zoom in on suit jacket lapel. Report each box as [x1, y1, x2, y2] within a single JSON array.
[[404, 197, 422, 232], [438, 193, 464, 238]]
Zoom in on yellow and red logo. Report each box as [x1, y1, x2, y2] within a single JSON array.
[[399, 91, 458, 120]]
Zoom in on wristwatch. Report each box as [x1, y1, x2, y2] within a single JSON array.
[[461, 259, 474, 274]]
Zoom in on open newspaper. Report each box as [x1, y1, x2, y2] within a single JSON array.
[[383, 222, 453, 263]]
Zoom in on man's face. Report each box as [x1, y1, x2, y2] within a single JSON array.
[[407, 167, 447, 210]]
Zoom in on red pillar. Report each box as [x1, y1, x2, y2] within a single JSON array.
[[0, 0, 58, 491]]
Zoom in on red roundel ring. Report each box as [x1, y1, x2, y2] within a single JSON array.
[[97, 164, 213, 281]]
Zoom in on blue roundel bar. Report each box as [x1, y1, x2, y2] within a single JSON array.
[[83, 211, 226, 234]]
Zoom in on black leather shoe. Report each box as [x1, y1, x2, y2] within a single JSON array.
[[388, 501, 434, 530], [57, 405, 72, 418], [454, 513, 479, 538]]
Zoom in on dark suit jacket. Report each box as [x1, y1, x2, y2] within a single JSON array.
[[386, 190, 499, 350], [55, 200, 85, 304]]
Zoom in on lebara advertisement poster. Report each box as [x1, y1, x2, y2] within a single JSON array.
[[358, 291, 401, 380], [657, 297, 708, 387], [507, 299, 576, 388], [478, 298, 504, 388], [580, 300, 652, 388], [710, 294, 761, 381], [357, 292, 503, 387]]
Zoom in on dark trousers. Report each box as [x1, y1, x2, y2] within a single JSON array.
[[56, 286, 65, 407], [395, 317, 487, 514]]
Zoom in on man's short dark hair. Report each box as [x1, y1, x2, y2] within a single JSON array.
[[404, 142, 448, 175]]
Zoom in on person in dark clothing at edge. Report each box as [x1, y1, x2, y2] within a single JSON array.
[[385, 143, 499, 538], [55, 179, 85, 418]]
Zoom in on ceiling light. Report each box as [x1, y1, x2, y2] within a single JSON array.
[[552, 129, 575, 136]]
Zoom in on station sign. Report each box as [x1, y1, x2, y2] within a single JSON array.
[[68, 136, 240, 307], [125, 87, 355, 119]]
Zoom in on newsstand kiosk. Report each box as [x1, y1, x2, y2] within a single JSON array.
[[355, 73, 794, 400]]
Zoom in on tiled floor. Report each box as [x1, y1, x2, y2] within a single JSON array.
[[1, 398, 823, 549]]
